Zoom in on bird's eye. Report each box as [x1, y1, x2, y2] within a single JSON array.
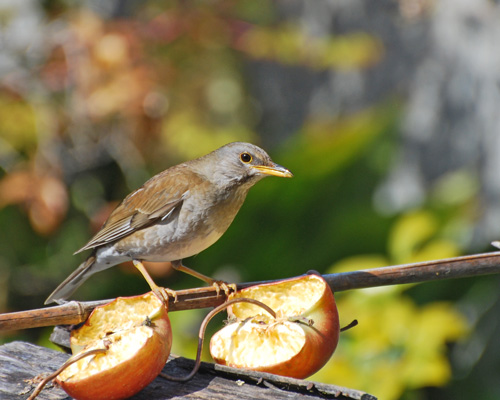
[[240, 152, 253, 163]]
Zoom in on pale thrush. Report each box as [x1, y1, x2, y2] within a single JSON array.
[[45, 142, 292, 304]]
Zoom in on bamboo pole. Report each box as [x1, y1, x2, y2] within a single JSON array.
[[2, 251, 500, 331]]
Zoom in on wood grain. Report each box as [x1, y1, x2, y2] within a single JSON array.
[[0, 341, 376, 400]]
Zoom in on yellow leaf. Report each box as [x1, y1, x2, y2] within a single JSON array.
[[238, 25, 383, 70], [0, 95, 37, 151], [328, 254, 388, 274], [389, 211, 438, 262], [161, 110, 256, 160], [408, 239, 459, 264]]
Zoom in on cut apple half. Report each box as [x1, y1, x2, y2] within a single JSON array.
[[56, 292, 172, 400], [210, 274, 339, 379]]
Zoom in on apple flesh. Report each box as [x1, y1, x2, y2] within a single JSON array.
[[56, 292, 172, 400], [210, 274, 339, 379]]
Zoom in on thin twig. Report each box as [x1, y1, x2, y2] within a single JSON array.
[[2, 250, 500, 331], [27, 348, 107, 400], [340, 320, 358, 332], [160, 297, 276, 382]]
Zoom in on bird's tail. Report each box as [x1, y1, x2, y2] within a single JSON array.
[[45, 254, 98, 305]]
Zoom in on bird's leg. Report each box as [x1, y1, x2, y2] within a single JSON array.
[[170, 260, 216, 284], [170, 260, 236, 297], [132, 260, 178, 305]]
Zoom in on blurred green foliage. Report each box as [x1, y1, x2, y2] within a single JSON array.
[[0, 1, 487, 399], [314, 208, 469, 399]]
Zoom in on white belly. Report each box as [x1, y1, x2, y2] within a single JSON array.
[[140, 225, 224, 262]]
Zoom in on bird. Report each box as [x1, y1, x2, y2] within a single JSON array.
[[45, 142, 293, 304]]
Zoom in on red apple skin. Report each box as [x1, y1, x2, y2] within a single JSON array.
[[56, 305, 172, 400], [260, 281, 339, 379], [214, 275, 340, 379]]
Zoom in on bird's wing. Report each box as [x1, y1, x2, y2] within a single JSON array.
[[75, 167, 203, 253]]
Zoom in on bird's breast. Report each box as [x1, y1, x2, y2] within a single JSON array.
[[113, 185, 248, 262]]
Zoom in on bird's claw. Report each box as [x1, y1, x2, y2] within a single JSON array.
[[211, 281, 237, 298], [153, 286, 178, 307]]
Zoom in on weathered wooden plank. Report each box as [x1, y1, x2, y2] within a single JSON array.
[[0, 342, 68, 400], [0, 341, 376, 400]]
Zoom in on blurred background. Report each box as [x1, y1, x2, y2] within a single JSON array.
[[1, 0, 500, 398]]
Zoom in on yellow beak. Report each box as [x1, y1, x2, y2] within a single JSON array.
[[252, 163, 293, 178]]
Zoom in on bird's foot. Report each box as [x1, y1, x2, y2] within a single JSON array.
[[152, 286, 178, 307], [132, 260, 178, 306], [211, 281, 237, 298]]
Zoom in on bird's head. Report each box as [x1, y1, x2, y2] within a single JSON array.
[[200, 142, 293, 188]]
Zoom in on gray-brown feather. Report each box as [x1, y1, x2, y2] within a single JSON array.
[[47, 142, 288, 304]]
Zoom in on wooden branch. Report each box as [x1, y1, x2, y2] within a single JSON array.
[[2, 251, 500, 331], [0, 286, 228, 331], [322, 250, 500, 291]]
